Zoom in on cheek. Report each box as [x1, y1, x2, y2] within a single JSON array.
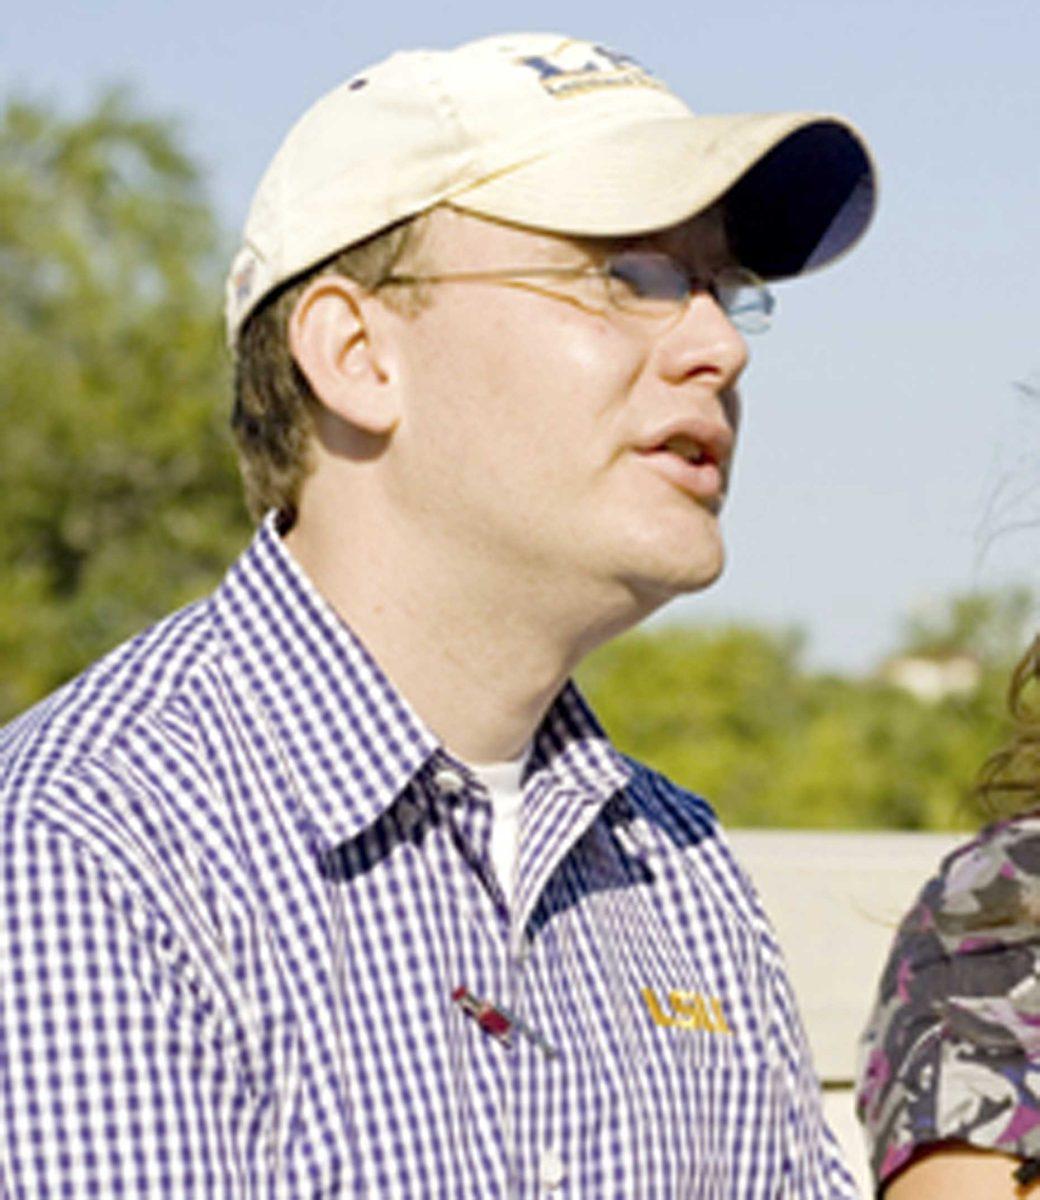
[[527, 308, 646, 392], [399, 299, 650, 486], [486, 313, 650, 469], [504, 330, 646, 498]]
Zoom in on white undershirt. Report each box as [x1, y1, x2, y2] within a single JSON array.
[[466, 748, 529, 904]]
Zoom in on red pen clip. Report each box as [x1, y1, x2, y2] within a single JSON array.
[[452, 985, 514, 1044], [451, 985, 558, 1058]]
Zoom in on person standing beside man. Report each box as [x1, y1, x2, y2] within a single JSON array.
[[857, 634, 1040, 1198], [1, 32, 876, 1197]]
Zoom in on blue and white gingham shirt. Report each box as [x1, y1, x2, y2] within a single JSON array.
[[1, 520, 856, 1198]]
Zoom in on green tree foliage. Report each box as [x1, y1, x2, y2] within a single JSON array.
[[0, 91, 250, 718], [578, 609, 1017, 831]]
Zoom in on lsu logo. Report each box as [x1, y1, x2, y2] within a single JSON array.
[[516, 42, 664, 99], [641, 988, 732, 1034]]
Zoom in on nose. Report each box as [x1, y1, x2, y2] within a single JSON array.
[[655, 291, 749, 391]]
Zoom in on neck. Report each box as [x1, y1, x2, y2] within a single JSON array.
[[283, 508, 643, 763]]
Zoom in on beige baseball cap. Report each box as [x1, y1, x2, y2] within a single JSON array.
[[226, 32, 877, 344]]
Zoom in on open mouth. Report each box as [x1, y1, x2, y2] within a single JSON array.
[[659, 434, 711, 466], [639, 435, 725, 504]]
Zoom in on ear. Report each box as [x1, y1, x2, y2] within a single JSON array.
[[288, 275, 401, 436]]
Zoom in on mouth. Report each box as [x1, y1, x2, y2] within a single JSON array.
[[660, 434, 712, 466], [637, 432, 728, 507]]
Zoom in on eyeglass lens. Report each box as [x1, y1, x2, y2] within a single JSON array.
[[605, 252, 771, 332]]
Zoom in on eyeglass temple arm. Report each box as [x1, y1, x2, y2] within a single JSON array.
[[381, 265, 596, 285]]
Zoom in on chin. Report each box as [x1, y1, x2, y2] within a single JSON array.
[[666, 554, 726, 597], [578, 510, 726, 616], [617, 547, 727, 617], [639, 521, 727, 597]]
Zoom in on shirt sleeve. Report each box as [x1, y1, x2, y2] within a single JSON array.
[[1, 805, 269, 1198], [855, 817, 1040, 1189]]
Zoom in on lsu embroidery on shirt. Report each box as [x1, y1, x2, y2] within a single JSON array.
[[641, 988, 732, 1034], [515, 41, 666, 99]]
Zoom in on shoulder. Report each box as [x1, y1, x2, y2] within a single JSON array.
[[929, 815, 1040, 939], [857, 815, 1040, 1184], [621, 757, 770, 932], [0, 595, 253, 1006], [621, 758, 737, 880], [1, 595, 224, 848], [872, 815, 1040, 1007], [623, 755, 721, 839]]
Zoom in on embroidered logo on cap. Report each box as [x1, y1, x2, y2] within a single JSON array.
[[515, 41, 664, 100]]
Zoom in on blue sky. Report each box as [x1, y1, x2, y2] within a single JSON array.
[[5, 0, 1039, 670]]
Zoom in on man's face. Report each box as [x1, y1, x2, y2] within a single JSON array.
[[381, 205, 748, 626]]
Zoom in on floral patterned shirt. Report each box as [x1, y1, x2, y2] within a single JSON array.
[[856, 814, 1040, 1189]]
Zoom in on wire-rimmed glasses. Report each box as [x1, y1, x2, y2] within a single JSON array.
[[381, 250, 774, 333]]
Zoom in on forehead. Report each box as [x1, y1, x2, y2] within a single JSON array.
[[411, 203, 733, 266]]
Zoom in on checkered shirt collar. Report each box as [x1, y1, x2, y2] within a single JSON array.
[[211, 516, 631, 853]]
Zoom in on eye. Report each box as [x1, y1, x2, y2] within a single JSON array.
[[712, 267, 775, 333], [605, 252, 689, 304]]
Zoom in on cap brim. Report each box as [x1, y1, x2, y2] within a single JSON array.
[[449, 112, 876, 279]]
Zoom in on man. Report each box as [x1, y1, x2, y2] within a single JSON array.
[[1, 33, 875, 1198]]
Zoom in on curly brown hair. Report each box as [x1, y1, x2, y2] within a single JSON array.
[[975, 634, 1040, 818], [231, 217, 419, 525]]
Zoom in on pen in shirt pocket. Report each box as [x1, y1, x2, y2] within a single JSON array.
[[451, 985, 558, 1059]]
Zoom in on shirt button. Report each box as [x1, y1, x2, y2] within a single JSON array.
[[540, 1146, 565, 1190], [432, 766, 466, 796]]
